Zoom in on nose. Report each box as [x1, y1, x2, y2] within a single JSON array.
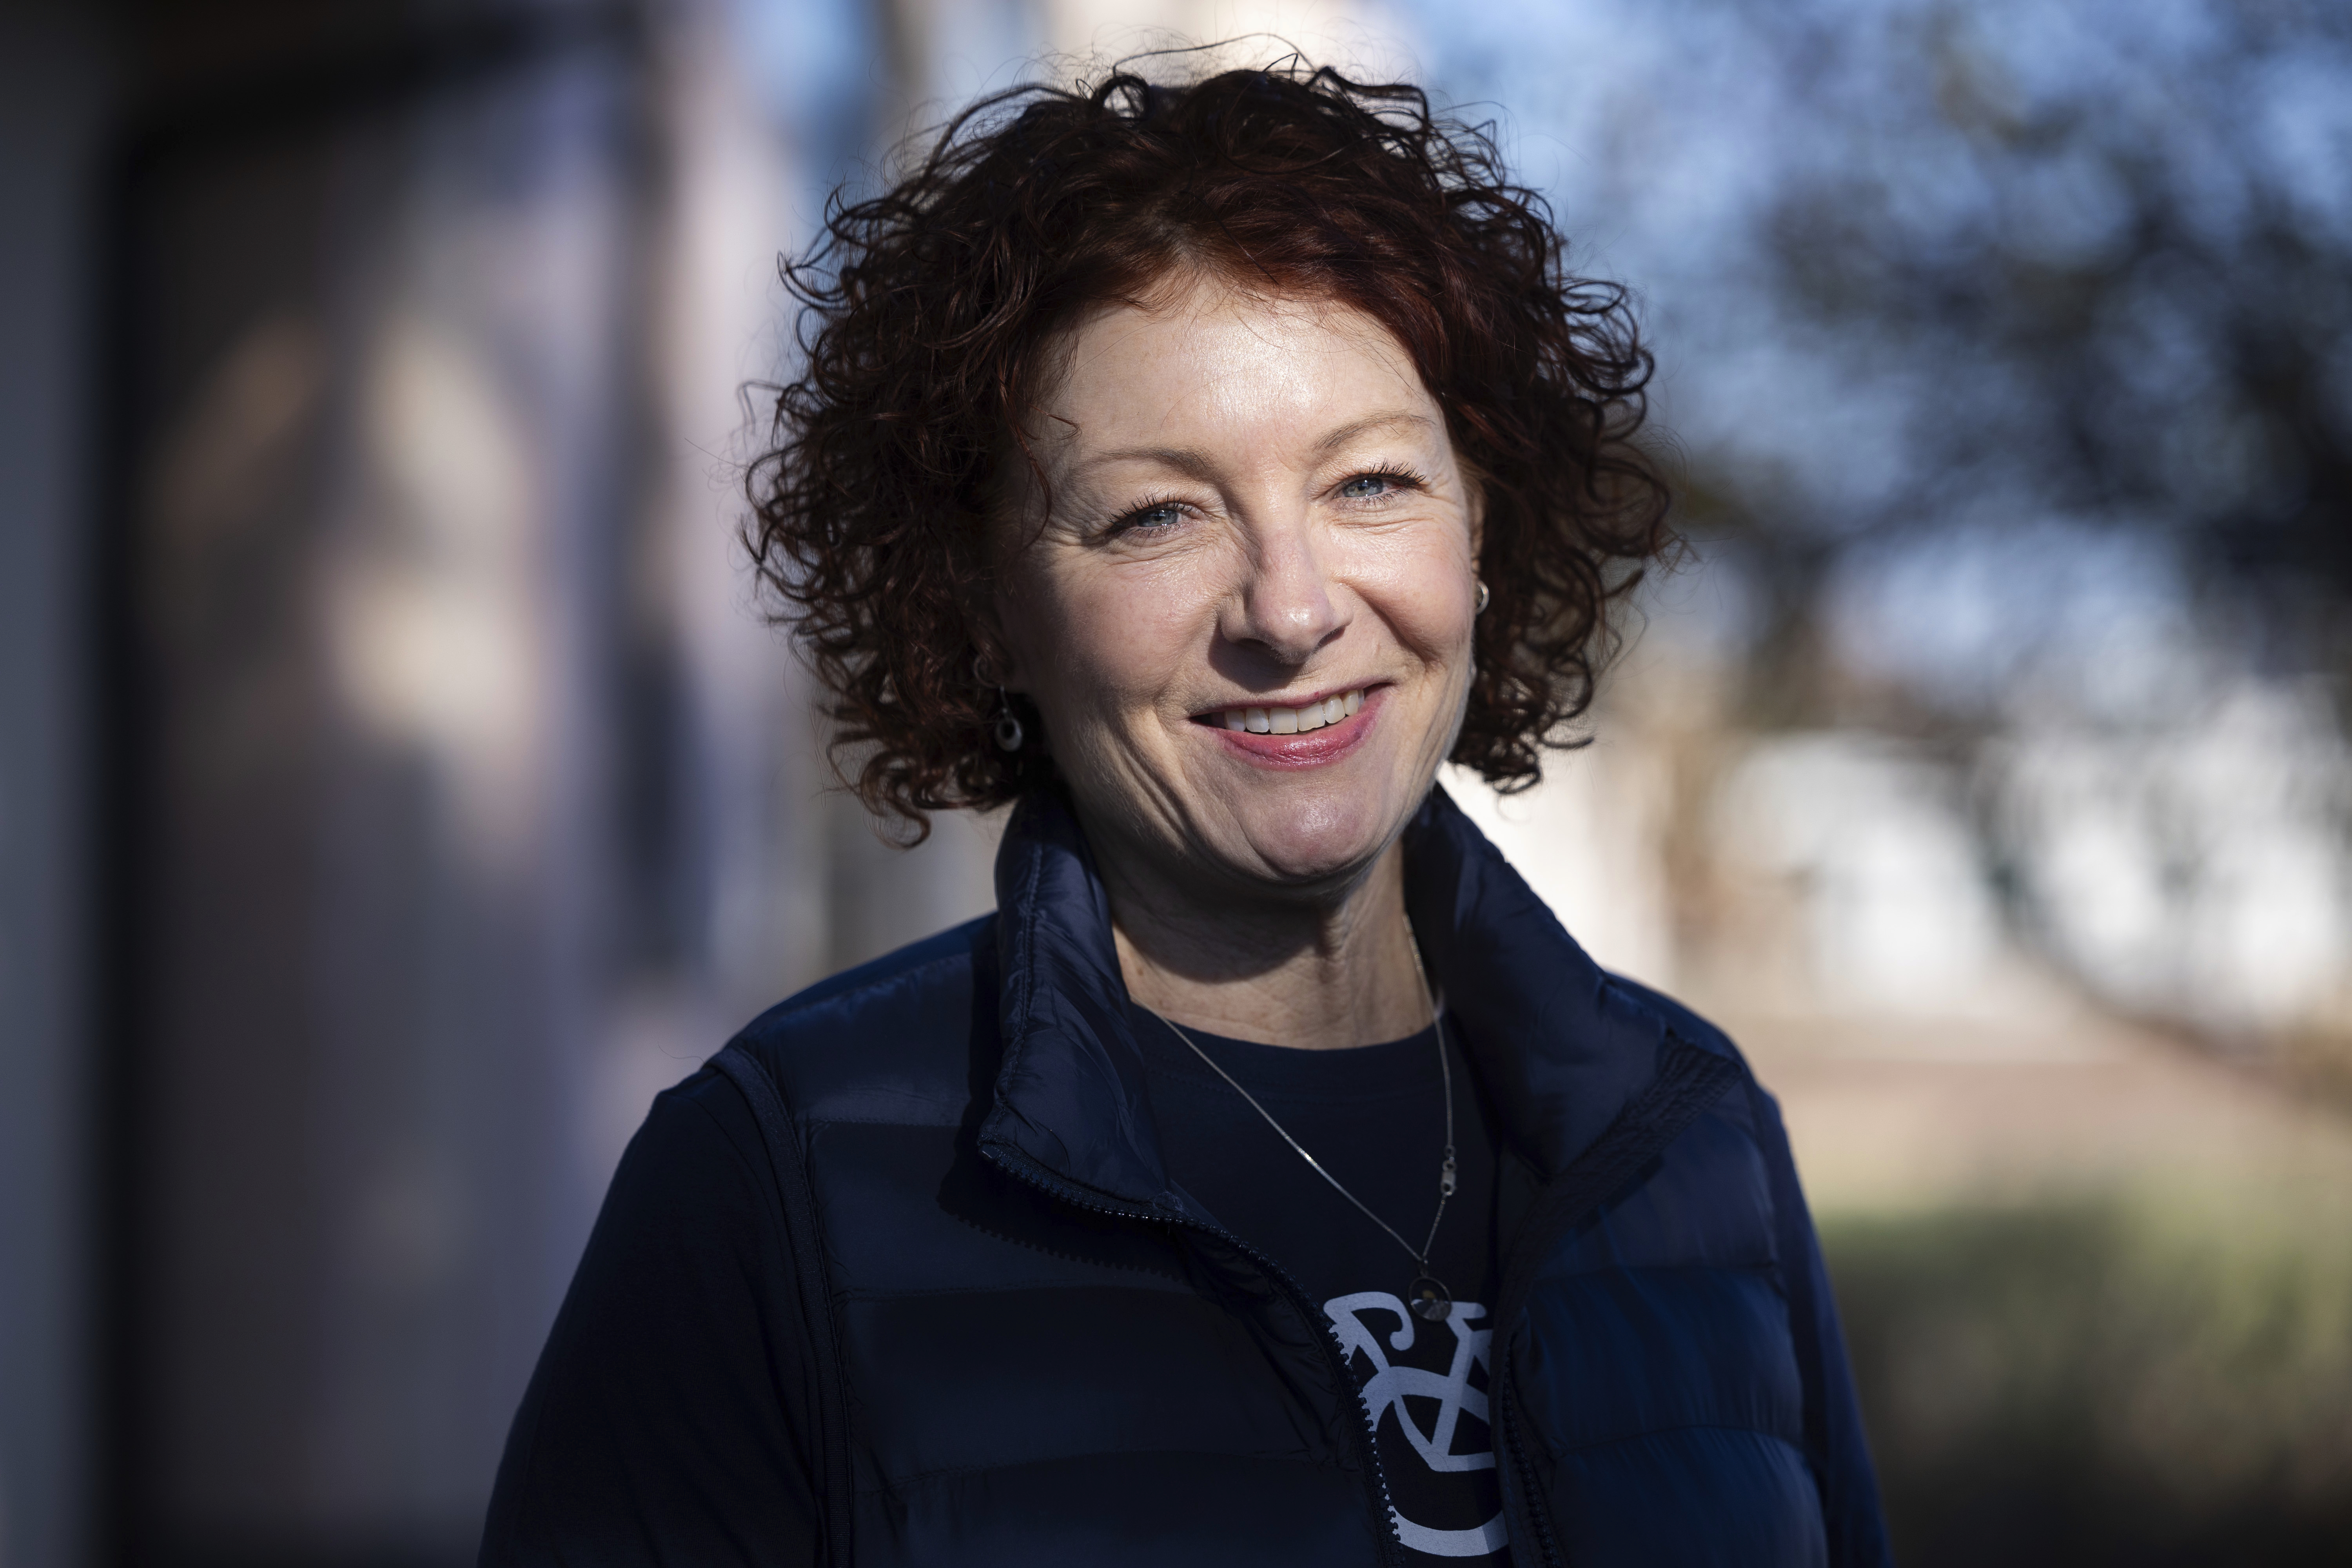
[[1220, 510, 1345, 667]]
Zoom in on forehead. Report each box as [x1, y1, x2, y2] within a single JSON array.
[[1031, 275, 1436, 455]]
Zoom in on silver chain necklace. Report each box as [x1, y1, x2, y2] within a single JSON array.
[[1145, 922, 1461, 1322]]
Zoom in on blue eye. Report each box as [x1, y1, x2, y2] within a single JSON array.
[[1340, 473, 1403, 499], [1121, 502, 1184, 534]]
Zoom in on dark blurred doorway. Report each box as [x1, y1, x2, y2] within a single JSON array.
[[100, 10, 649, 1564]]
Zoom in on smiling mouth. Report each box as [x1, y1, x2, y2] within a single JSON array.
[[1203, 687, 1368, 735]]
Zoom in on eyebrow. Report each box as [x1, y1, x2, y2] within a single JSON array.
[[1066, 410, 1438, 480]]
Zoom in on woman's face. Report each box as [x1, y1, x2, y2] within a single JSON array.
[[994, 273, 1481, 903]]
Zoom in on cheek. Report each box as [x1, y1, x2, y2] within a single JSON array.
[[1353, 533, 1476, 664], [1008, 560, 1201, 719]]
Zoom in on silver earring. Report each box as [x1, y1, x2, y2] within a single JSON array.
[[1474, 578, 1491, 615], [993, 688, 1025, 752]]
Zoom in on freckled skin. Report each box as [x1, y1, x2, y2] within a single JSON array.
[[992, 274, 1481, 1048]]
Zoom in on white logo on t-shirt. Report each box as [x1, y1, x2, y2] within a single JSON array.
[[1325, 1292, 1510, 1558]]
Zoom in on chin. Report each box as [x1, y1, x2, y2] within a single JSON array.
[[1226, 789, 1399, 888]]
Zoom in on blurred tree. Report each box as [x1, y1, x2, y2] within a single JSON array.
[[1722, 0, 2352, 719]]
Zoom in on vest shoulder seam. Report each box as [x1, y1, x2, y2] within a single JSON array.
[[755, 946, 975, 1028]]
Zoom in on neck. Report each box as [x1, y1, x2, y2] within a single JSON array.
[[1099, 836, 1432, 1052]]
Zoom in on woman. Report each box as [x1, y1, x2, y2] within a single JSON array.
[[483, 62, 1890, 1568]]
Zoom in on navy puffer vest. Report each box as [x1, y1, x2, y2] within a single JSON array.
[[543, 787, 1890, 1566]]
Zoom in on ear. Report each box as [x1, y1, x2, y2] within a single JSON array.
[[965, 564, 1033, 696], [965, 437, 1058, 695], [992, 592, 1045, 695], [1458, 458, 1486, 566]]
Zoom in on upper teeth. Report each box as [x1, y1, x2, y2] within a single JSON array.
[[1219, 689, 1365, 734]]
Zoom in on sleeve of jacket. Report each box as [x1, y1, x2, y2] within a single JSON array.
[[1747, 1078, 1896, 1568], [479, 1066, 824, 1567]]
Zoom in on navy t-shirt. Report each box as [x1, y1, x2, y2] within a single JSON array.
[[1131, 1010, 1513, 1565]]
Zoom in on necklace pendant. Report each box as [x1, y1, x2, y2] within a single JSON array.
[[1409, 1274, 1453, 1322]]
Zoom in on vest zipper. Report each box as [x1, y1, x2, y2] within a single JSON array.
[[1492, 1356, 1562, 1568], [1491, 1202, 1567, 1568], [1485, 1031, 1745, 1568], [980, 1141, 1410, 1568]]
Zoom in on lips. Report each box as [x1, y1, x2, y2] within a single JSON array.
[[1192, 684, 1380, 768]]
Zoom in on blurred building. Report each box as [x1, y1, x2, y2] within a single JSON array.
[[8, 2, 886, 1564]]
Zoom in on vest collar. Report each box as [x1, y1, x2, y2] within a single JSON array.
[[976, 785, 1673, 1215]]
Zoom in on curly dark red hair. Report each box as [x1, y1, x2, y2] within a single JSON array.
[[748, 57, 1673, 837]]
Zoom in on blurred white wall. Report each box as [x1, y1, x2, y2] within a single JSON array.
[[1033, 0, 1415, 75], [1443, 740, 1678, 991], [1995, 683, 2352, 1035]]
